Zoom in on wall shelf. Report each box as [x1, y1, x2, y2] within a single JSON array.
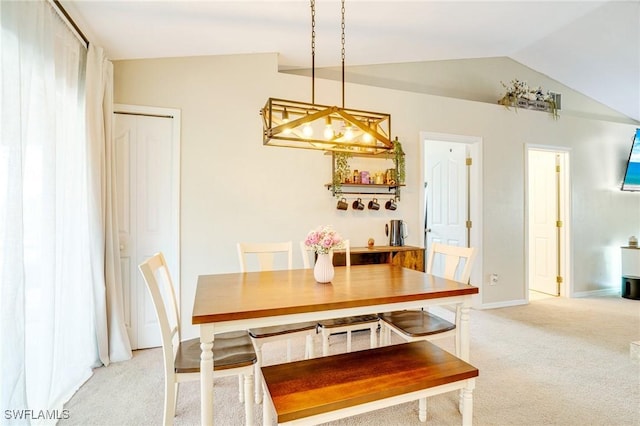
[[329, 149, 404, 201], [325, 183, 404, 198]]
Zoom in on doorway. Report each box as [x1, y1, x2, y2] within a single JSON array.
[[526, 146, 571, 298], [420, 132, 482, 302], [114, 104, 181, 349]]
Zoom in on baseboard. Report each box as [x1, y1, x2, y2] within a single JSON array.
[[475, 289, 621, 308], [476, 299, 528, 310], [571, 288, 619, 298]]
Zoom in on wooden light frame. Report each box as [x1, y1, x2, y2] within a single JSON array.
[[261, 98, 392, 154]]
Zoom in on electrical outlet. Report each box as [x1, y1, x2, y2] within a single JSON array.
[[490, 273, 498, 285]]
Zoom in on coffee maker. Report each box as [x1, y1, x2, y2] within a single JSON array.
[[385, 220, 408, 246]]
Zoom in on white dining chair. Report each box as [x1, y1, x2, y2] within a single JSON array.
[[308, 240, 379, 356], [378, 243, 477, 356], [299, 240, 314, 269], [139, 252, 256, 426], [237, 241, 317, 404]]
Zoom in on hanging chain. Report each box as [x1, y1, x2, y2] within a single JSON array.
[[310, 0, 316, 104], [341, 0, 346, 108]]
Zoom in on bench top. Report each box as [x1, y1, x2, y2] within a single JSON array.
[[261, 340, 479, 423]]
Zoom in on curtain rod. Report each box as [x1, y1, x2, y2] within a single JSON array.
[[50, 0, 89, 48]]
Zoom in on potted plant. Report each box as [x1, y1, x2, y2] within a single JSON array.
[[498, 79, 559, 119], [332, 151, 352, 198]]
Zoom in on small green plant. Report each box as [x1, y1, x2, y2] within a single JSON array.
[[332, 151, 352, 198], [391, 138, 405, 185]]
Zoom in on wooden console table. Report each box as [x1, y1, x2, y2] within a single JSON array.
[[333, 245, 425, 272]]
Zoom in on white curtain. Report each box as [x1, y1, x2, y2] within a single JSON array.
[[86, 44, 132, 365], [0, 1, 129, 422]]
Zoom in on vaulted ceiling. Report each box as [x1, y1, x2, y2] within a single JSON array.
[[62, 0, 640, 122]]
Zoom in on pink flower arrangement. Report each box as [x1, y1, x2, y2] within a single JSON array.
[[304, 225, 344, 255]]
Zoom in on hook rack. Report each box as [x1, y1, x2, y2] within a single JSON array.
[[326, 184, 402, 201], [335, 194, 398, 201]]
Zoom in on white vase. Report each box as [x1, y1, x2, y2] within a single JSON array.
[[314, 253, 335, 284]]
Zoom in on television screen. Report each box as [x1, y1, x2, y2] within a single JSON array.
[[621, 129, 640, 191]]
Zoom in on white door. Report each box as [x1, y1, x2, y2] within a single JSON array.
[[425, 141, 468, 278], [528, 150, 560, 296], [114, 107, 180, 349]]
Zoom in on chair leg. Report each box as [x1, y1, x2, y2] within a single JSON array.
[[163, 377, 176, 426], [243, 373, 255, 426], [380, 324, 389, 346], [370, 324, 378, 349], [346, 330, 352, 353], [175, 381, 180, 413], [305, 334, 314, 359], [455, 305, 462, 357], [322, 328, 330, 356], [419, 397, 427, 422], [254, 342, 264, 404], [238, 375, 244, 403], [286, 339, 292, 362]]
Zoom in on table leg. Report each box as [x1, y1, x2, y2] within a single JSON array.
[[200, 324, 215, 426]]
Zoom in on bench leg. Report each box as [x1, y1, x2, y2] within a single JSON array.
[[262, 383, 274, 426], [461, 383, 474, 426], [418, 397, 427, 422]]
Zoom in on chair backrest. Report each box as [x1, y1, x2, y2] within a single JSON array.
[[237, 241, 293, 272], [138, 252, 180, 378], [300, 241, 313, 269], [341, 239, 351, 267], [300, 239, 351, 268], [426, 243, 477, 283]]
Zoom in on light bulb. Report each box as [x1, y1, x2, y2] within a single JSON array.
[[363, 131, 373, 143], [344, 125, 354, 141], [324, 117, 334, 139], [303, 123, 313, 137]]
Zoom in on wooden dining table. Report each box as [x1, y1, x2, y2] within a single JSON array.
[[192, 263, 479, 426]]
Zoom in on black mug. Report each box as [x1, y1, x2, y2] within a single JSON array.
[[385, 199, 397, 210], [352, 198, 365, 210], [368, 198, 380, 210], [337, 198, 348, 210]]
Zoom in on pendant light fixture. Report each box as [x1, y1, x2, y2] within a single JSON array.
[[260, 0, 392, 154]]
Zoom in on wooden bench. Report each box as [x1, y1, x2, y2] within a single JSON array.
[[261, 340, 478, 425]]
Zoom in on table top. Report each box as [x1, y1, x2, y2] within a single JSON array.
[[192, 264, 478, 325]]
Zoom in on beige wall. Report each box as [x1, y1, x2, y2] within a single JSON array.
[[114, 53, 639, 339]]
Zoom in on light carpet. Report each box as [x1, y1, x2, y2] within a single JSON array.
[[61, 295, 640, 425]]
